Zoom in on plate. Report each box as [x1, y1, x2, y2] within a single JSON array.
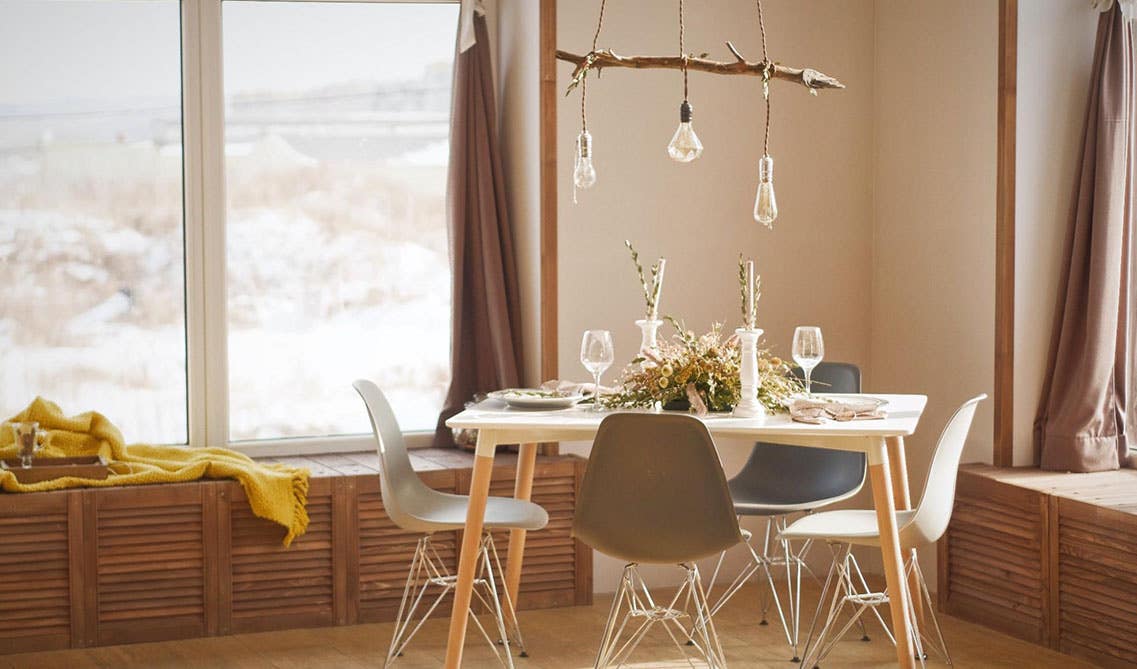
[[488, 388, 585, 410]]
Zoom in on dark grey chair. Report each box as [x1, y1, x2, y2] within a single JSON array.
[[574, 413, 741, 668], [704, 362, 868, 662]]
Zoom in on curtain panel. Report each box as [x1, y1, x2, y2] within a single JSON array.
[[434, 10, 524, 447], [1035, 5, 1135, 472]]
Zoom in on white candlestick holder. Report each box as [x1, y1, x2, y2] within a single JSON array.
[[636, 318, 664, 366], [734, 327, 767, 418]]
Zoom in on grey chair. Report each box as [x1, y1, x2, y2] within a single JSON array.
[[704, 362, 868, 662], [574, 413, 743, 668], [353, 380, 548, 667]]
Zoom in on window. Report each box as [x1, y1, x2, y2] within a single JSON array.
[[0, 0, 457, 451], [223, 2, 456, 441], [0, 1, 187, 444]]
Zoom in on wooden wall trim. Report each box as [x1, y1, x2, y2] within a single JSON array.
[[539, 0, 557, 387], [994, 0, 1017, 467]]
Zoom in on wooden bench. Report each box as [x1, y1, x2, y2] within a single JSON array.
[[940, 463, 1137, 669], [0, 448, 590, 655]]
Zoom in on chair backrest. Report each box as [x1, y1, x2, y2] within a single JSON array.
[[352, 379, 435, 531], [734, 362, 866, 506], [904, 395, 988, 547], [573, 413, 744, 565]]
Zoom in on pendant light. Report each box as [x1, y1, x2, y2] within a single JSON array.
[[752, 0, 777, 227], [667, 0, 703, 163]]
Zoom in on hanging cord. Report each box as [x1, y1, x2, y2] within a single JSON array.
[[679, 0, 688, 100], [757, 0, 771, 154], [581, 0, 608, 133]]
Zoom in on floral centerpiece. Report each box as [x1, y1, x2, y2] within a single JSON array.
[[605, 319, 802, 414]]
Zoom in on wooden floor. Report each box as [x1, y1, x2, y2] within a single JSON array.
[[2, 580, 1093, 669]]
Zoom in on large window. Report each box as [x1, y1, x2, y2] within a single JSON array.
[[223, 2, 455, 441], [0, 1, 187, 444], [0, 1, 457, 450]]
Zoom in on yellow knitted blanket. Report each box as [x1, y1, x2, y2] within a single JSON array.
[[1, 397, 309, 547]]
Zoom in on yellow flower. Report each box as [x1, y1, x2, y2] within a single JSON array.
[[661, 364, 674, 377], [658, 377, 669, 389]]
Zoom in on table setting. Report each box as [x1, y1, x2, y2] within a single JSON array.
[[442, 242, 929, 669]]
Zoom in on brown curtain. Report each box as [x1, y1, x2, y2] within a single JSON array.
[[1035, 5, 1134, 472], [433, 11, 523, 447]]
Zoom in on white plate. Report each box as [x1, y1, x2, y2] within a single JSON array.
[[488, 388, 585, 410]]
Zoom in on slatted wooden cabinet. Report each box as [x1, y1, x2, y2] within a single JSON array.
[[0, 453, 589, 654], [940, 465, 1137, 669]]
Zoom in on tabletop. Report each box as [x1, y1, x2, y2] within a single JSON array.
[[447, 393, 929, 442]]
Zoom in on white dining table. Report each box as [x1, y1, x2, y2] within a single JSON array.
[[443, 393, 929, 668]]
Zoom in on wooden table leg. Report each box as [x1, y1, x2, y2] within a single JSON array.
[[886, 436, 925, 632], [869, 440, 916, 669], [503, 442, 539, 631], [444, 430, 498, 669]]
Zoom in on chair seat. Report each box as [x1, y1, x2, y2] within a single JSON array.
[[778, 509, 918, 548], [728, 477, 865, 516], [408, 492, 549, 533]]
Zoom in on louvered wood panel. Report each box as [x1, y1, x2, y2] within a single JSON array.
[[94, 484, 207, 646], [0, 491, 73, 653], [229, 478, 336, 633], [458, 459, 580, 611], [356, 470, 458, 622], [1057, 497, 1137, 668], [941, 470, 1047, 644]]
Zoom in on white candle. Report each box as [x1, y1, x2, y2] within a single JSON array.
[[651, 258, 666, 320], [746, 259, 755, 328]]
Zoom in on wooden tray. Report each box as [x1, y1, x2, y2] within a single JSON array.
[[0, 456, 110, 484]]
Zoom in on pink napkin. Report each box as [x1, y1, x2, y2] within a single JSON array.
[[790, 397, 887, 424]]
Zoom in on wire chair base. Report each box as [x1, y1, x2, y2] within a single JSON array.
[[385, 532, 526, 668]]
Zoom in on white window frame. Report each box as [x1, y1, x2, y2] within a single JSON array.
[[180, 0, 457, 456]]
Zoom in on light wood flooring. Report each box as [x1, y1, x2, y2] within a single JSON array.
[[1, 579, 1092, 669]]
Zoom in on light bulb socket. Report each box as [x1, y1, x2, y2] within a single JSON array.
[[577, 130, 592, 159], [679, 100, 693, 123], [759, 154, 774, 183]]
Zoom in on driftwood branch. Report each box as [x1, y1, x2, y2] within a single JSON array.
[[557, 40, 845, 95]]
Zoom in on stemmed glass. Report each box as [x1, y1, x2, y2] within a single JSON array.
[[580, 330, 614, 412], [793, 326, 825, 396]]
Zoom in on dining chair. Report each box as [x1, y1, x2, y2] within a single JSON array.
[[782, 394, 987, 668], [573, 413, 743, 668], [352, 380, 549, 668], [704, 362, 869, 662]]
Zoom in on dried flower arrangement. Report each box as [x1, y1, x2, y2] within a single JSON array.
[[625, 240, 666, 320], [605, 319, 803, 414]]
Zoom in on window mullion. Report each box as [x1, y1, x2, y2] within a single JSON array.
[[183, 0, 229, 449]]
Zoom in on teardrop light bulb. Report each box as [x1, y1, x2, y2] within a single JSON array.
[[667, 100, 703, 163], [574, 130, 597, 189], [753, 154, 777, 227]]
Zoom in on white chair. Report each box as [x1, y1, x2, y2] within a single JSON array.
[[353, 380, 549, 667], [780, 394, 987, 668]]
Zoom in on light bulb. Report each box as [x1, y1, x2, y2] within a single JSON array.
[[667, 100, 703, 163], [753, 154, 778, 227], [574, 130, 597, 189]]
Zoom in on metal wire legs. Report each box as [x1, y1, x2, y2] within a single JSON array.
[[799, 544, 951, 668], [594, 563, 727, 668], [386, 533, 526, 667]]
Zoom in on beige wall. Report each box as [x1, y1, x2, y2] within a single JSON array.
[[555, 0, 877, 592], [493, 0, 1001, 592], [868, 0, 997, 576], [497, 0, 543, 387], [1013, 1, 1099, 466]]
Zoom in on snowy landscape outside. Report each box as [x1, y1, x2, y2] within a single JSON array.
[[0, 1, 456, 444]]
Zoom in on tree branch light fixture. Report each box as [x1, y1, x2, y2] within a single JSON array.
[[560, 0, 845, 226]]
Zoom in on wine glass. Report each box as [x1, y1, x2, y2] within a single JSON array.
[[580, 330, 615, 412], [793, 326, 825, 396]]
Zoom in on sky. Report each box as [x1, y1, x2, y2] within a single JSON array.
[[0, 0, 459, 109]]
